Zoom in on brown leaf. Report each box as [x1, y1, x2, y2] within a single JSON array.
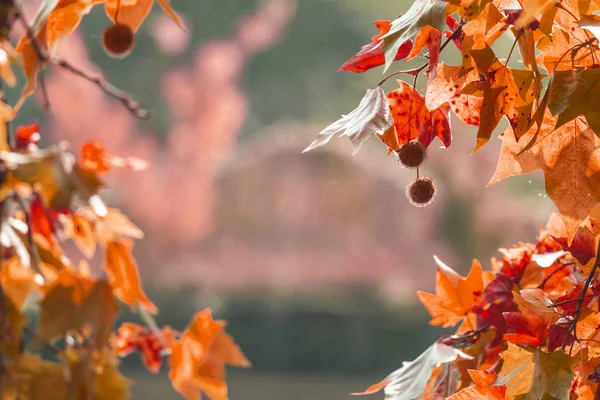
[[489, 111, 600, 240]]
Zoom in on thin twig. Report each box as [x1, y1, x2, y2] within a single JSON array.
[[560, 240, 600, 352], [51, 58, 150, 119], [39, 71, 50, 111], [378, 23, 464, 88], [10, 192, 43, 279], [22, 326, 60, 356], [13, 2, 150, 119], [538, 261, 575, 289]]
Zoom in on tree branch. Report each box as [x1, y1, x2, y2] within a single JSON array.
[[13, 2, 150, 119]]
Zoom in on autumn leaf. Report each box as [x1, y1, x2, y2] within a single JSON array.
[[105, 239, 157, 314], [380, 0, 447, 71], [64, 213, 97, 259], [463, 44, 536, 151], [548, 68, 600, 136], [79, 141, 149, 174], [446, 369, 506, 400], [303, 87, 393, 154], [95, 207, 144, 245], [105, 0, 184, 32], [496, 343, 576, 399], [45, 0, 104, 50], [387, 80, 452, 148], [461, 3, 508, 51], [39, 269, 118, 347], [503, 311, 547, 346], [114, 322, 178, 373], [536, 28, 597, 72], [169, 309, 250, 400], [338, 20, 412, 73], [405, 25, 442, 82], [425, 63, 483, 126], [489, 111, 600, 240], [514, 0, 558, 30], [417, 256, 490, 331], [352, 342, 472, 399]]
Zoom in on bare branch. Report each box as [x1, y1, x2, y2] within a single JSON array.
[[13, 1, 150, 119]]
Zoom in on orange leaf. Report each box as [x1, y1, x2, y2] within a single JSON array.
[[46, 0, 104, 50], [169, 309, 250, 400], [425, 63, 483, 126], [417, 258, 488, 329], [105, 0, 184, 32], [105, 239, 157, 314], [489, 111, 600, 241], [386, 80, 451, 148], [447, 369, 505, 400], [80, 141, 149, 175]]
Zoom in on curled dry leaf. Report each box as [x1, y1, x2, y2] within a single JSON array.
[[352, 342, 473, 400], [303, 87, 393, 155]]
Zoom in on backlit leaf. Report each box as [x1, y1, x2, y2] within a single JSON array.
[[303, 87, 393, 155], [352, 342, 472, 399]]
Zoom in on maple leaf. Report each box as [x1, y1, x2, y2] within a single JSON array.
[[338, 21, 412, 73], [169, 309, 250, 400], [425, 63, 483, 126], [544, 212, 597, 265], [446, 369, 506, 400], [64, 212, 97, 259], [496, 343, 576, 399], [105, 0, 184, 32], [303, 87, 393, 155], [463, 44, 536, 151], [405, 26, 442, 83], [387, 80, 452, 148], [45, 0, 104, 50], [39, 269, 118, 348], [489, 111, 600, 240], [417, 257, 490, 331], [503, 311, 547, 346], [380, 0, 447, 71], [352, 342, 473, 399], [514, 0, 558, 30], [548, 68, 600, 136], [461, 3, 508, 51], [104, 239, 157, 314], [114, 322, 178, 373], [536, 28, 597, 72]]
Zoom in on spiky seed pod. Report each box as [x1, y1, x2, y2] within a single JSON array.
[[396, 140, 427, 168], [406, 176, 436, 207], [102, 23, 135, 59]]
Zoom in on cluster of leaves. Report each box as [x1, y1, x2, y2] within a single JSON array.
[[353, 213, 600, 399], [0, 1, 249, 399], [305, 0, 600, 242], [304, 0, 600, 398]]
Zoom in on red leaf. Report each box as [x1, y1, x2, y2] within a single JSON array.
[[386, 81, 451, 148], [338, 21, 412, 73], [503, 312, 546, 347]]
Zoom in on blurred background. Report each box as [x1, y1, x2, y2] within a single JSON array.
[[12, 0, 557, 399]]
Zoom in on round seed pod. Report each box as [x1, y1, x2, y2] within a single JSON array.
[[396, 140, 427, 168], [102, 23, 135, 59], [406, 176, 436, 207]]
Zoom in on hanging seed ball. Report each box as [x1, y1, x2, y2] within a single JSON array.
[[102, 23, 135, 59], [406, 176, 436, 207], [396, 140, 427, 168]]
